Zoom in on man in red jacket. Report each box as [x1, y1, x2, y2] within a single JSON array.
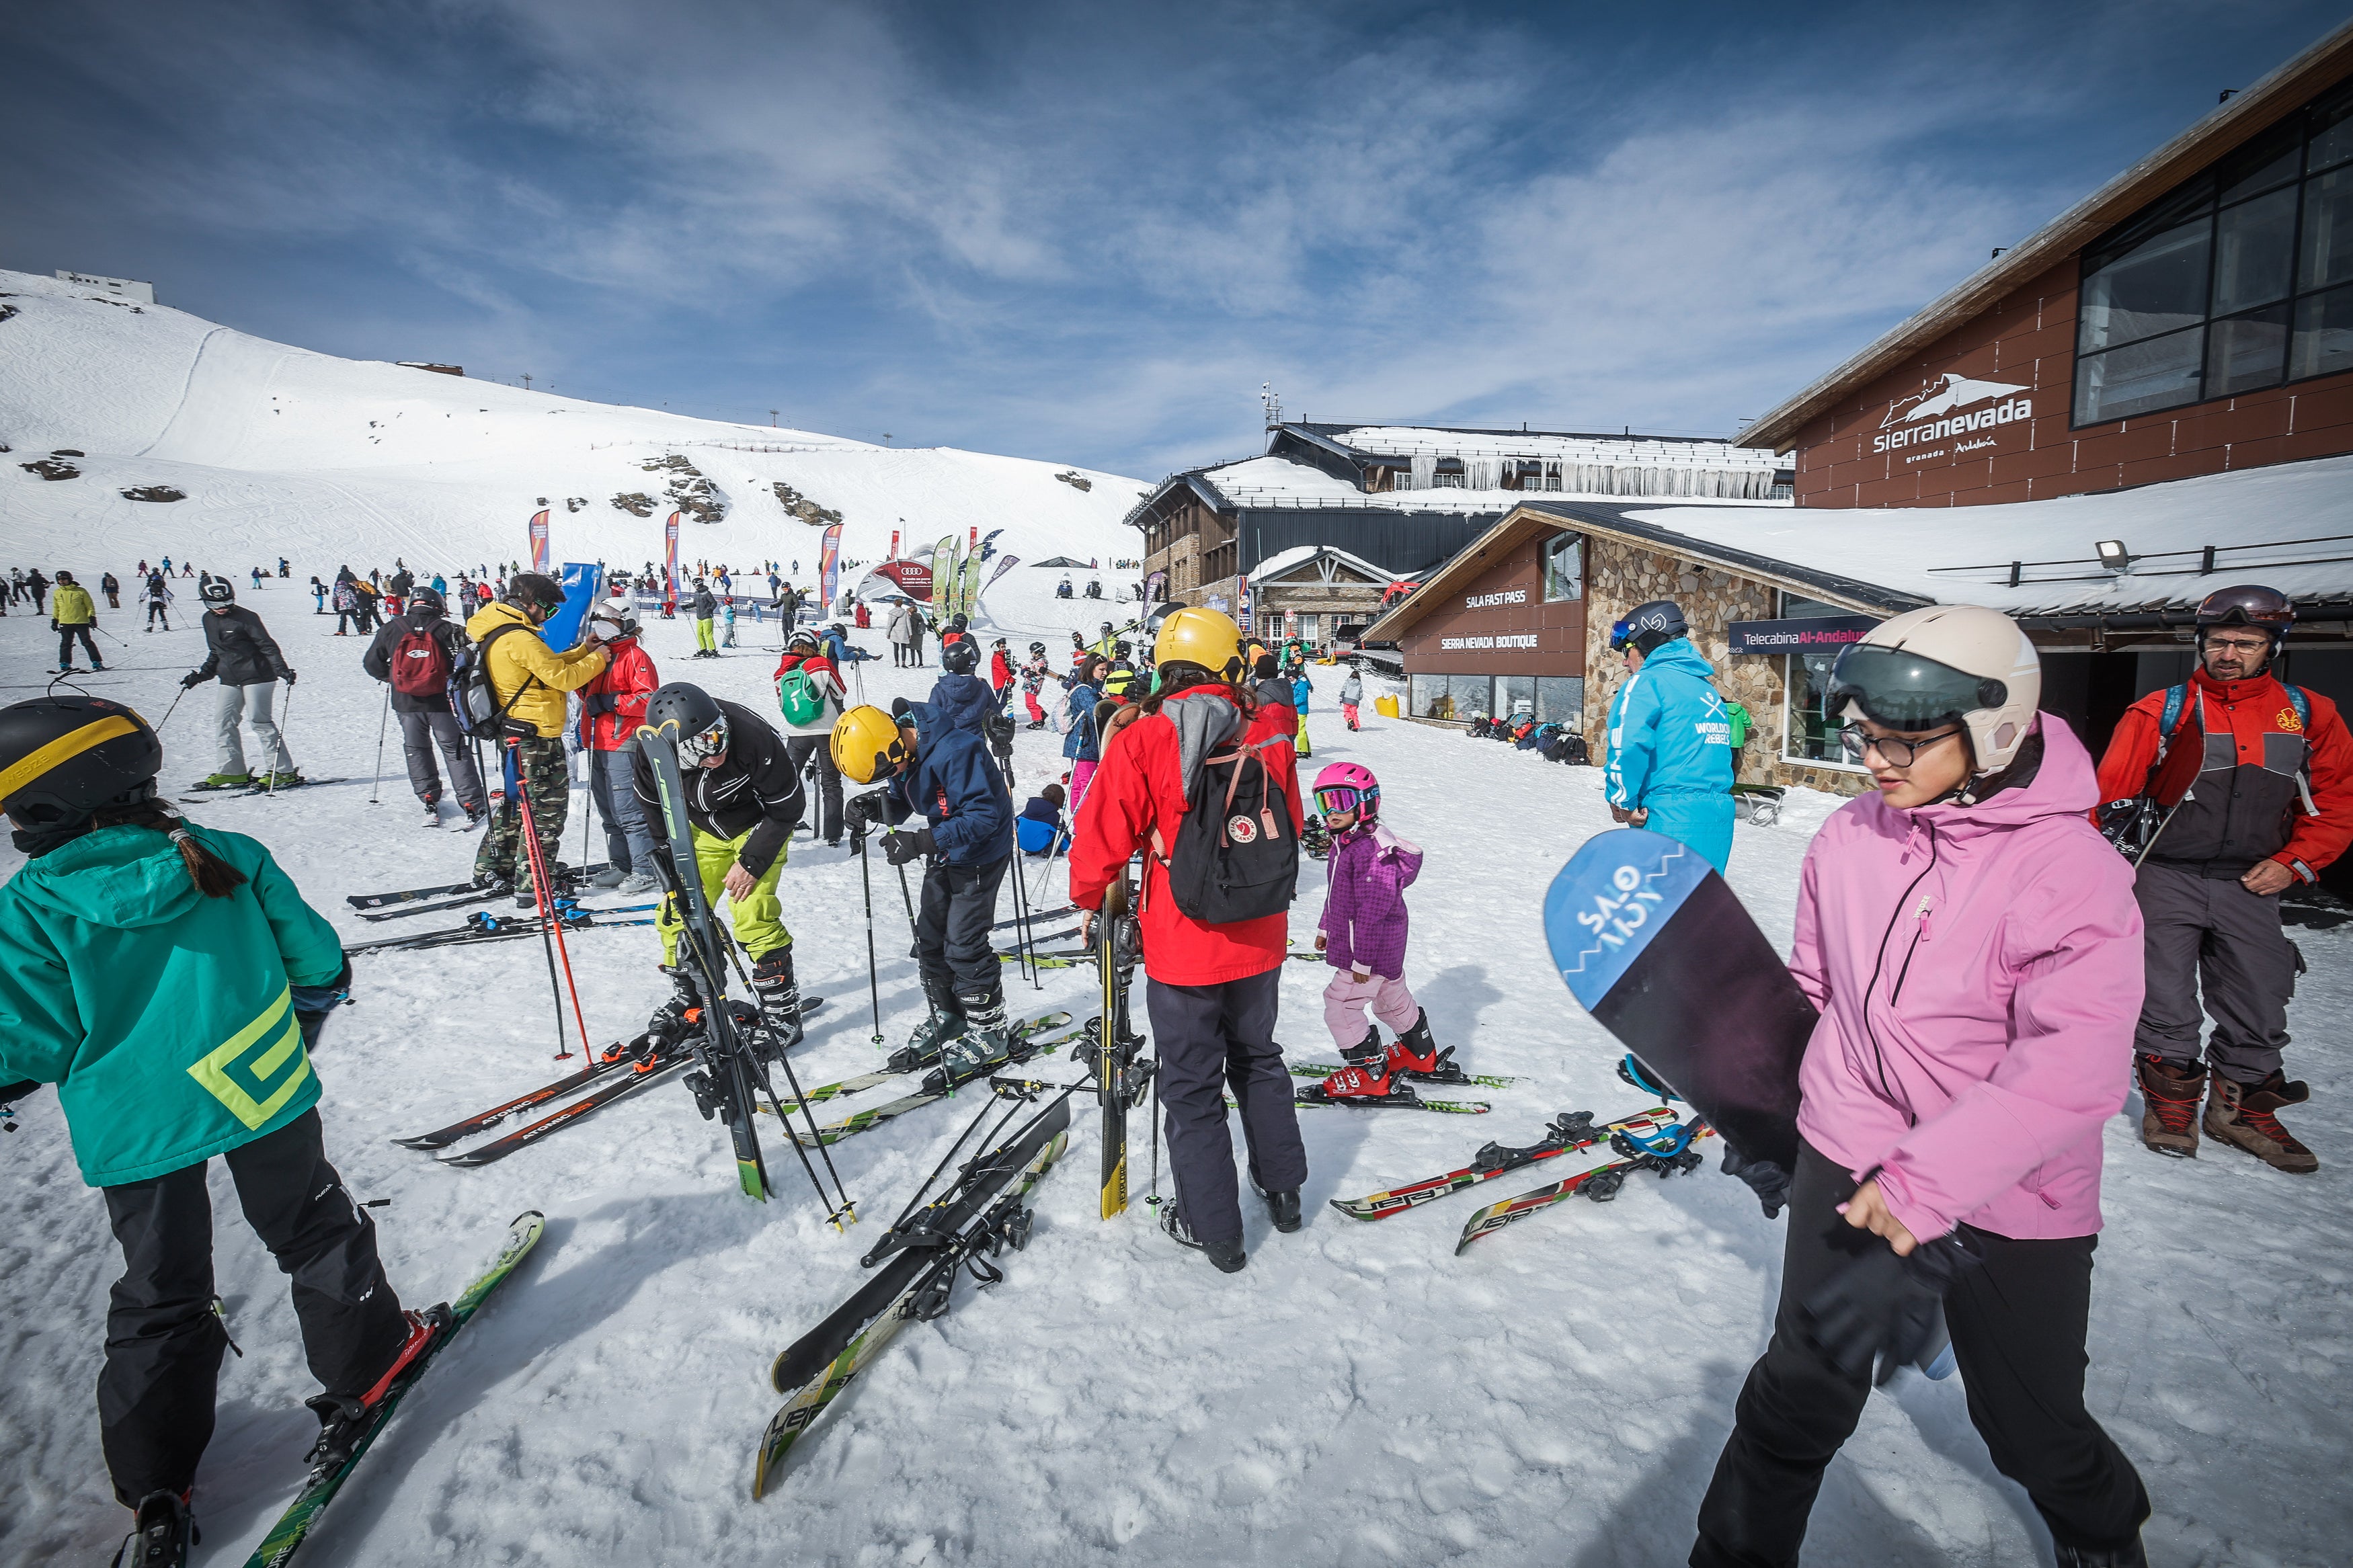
[[2096, 585, 2353, 1173], [580, 602, 664, 893], [1070, 607, 1307, 1273]]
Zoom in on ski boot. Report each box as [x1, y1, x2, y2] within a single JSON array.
[[616, 868, 657, 895], [926, 987, 1011, 1091], [645, 965, 703, 1046], [590, 862, 628, 889], [303, 1305, 450, 1473], [887, 980, 967, 1073], [2136, 1054, 2204, 1157], [749, 946, 805, 1055], [2203, 1071, 2318, 1173], [1252, 1178, 1302, 1233], [1384, 1009, 1470, 1083], [1315, 1027, 1397, 1100], [112, 1490, 198, 1568], [260, 770, 305, 790], [2052, 1536, 2148, 1567], [462, 804, 487, 832], [190, 772, 253, 790], [1160, 1204, 1246, 1272]]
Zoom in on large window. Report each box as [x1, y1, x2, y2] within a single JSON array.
[[1543, 534, 1583, 602], [2074, 81, 2353, 425], [1536, 675, 1585, 724], [1408, 674, 1493, 722], [1777, 592, 1866, 771]]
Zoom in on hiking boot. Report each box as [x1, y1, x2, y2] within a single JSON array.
[[2136, 1054, 2204, 1158], [2204, 1071, 2319, 1174], [1318, 1026, 1394, 1100], [1161, 1204, 1246, 1272], [749, 946, 804, 1053], [112, 1489, 198, 1568], [194, 772, 253, 790]]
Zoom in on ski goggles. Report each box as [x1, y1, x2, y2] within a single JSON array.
[[677, 715, 730, 766], [1314, 783, 1377, 818], [2195, 584, 2295, 635], [1823, 644, 2004, 731]]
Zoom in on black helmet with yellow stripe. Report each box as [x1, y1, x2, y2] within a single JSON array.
[[0, 694, 164, 828]]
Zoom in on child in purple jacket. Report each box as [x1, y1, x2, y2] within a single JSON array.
[[1310, 763, 1445, 1100]]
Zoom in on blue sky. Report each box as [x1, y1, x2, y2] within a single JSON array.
[[4, 1, 2344, 479]]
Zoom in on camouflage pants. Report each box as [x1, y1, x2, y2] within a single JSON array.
[[474, 735, 571, 897]]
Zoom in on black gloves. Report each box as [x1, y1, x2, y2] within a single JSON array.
[[889, 696, 912, 720], [881, 826, 934, 865], [1801, 1228, 1983, 1385], [181, 672, 205, 689], [1721, 1144, 1790, 1219], [843, 790, 888, 836]]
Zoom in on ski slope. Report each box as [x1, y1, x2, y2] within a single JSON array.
[[0, 268, 1147, 583], [1, 597, 2346, 1567]]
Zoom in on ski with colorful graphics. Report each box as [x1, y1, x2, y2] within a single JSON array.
[[1453, 1112, 1709, 1253], [1290, 1085, 1490, 1113], [435, 1053, 696, 1167], [786, 1012, 1072, 1110], [1328, 1108, 1666, 1220], [1287, 1051, 1517, 1090], [393, 1037, 647, 1149], [346, 866, 608, 909], [241, 1210, 543, 1567], [789, 1024, 1086, 1147]]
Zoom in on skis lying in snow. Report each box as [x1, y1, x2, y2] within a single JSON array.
[[241, 1210, 543, 1567], [783, 1012, 1074, 1110], [992, 925, 1080, 956], [345, 866, 608, 909], [393, 1036, 658, 1150], [1328, 1108, 1668, 1220], [179, 776, 350, 803], [1454, 1111, 1710, 1254], [1286, 1048, 1517, 1089], [1290, 1083, 1490, 1114], [992, 903, 1075, 931], [754, 1089, 1072, 1497], [790, 1016, 1086, 1147], [344, 909, 652, 957]]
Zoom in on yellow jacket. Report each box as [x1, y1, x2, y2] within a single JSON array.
[[51, 585, 95, 625], [464, 601, 606, 738]]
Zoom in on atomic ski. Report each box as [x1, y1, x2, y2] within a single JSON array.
[[1454, 1112, 1709, 1254], [754, 1091, 1072, 1496], [240, 1210, 543, 1567], [1328, 1107, 1669, 1220], [393, 1036, 649, 1150], [790, 1024, 1086, 1147]]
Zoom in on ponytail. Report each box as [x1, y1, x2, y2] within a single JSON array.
[[91, 801, 248, 899]]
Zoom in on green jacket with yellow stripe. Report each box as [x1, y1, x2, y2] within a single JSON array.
[[0, 821, 344, 1186]]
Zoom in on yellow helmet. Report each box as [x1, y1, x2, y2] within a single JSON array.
[[831, 704, 910, 784], [1152, 606, 1246, 682]]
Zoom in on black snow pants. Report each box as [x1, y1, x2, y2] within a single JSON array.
[[98, 1110, 407, 1505], [1690, 1141, 2148, 1567], [2132, 859, 2299, 1084], [916, 852, 1009, 998], [1144, 966, 1308, 1247], [786, 734, 844, 843], [58, 624, 101, 667]]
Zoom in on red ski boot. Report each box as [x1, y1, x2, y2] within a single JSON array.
[[1316, 1028, 1395, 1100]]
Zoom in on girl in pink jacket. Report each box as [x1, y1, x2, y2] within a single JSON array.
[[1693, 606, 2150, 1568]]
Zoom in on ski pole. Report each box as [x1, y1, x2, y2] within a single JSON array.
[[857, 829, 884, 1045], [152, 684, 188, 733], [266, 681, 298, 796], [718, 939, 856, 1227], [367, 684, 391, 804], [515, 749, 592, 1059], [895, 859, 918, 945]]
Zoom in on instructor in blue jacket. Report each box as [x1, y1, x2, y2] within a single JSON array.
[[1603, 600, 1735, 872]]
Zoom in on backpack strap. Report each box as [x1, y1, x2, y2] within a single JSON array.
[[2158, 683, 2190, 741], [476, 621, 542, 729]]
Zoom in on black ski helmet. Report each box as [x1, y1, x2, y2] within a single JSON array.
[[1028, 641, 1046, 655], [0, 695, 163, 827], [199, 579, 235, 606], [1608, 600, 1687, 655], [949, 614, 969, 632], [505, 572, 565, 616], [643, 683, 727, 762], [941, 638, 981, 675], [406, 586, 447, 619]]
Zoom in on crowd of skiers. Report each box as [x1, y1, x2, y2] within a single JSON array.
[[7, 549, 2352, 1567]]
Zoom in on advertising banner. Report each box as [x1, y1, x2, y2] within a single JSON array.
[[664, 511, 681, 601], [1144, 569, 1166, 603], [1236, 579, 1253, 634], [983, 553, 1021, 593], [542, 562, 603, 651], [930, 535, 958, 616], [1725, 615, 1878, 654], [528, 509, 550, 574], [959, 553, 983, 620], [978, 528, 1004, 563], [818, 524, 843, 609], [869, 559, 934, 601]]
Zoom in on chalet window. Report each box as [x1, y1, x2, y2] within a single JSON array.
[[1542, 534, 1583, 602], [2074, 80, 2353, 425], [1536, 676, 1584, 725]]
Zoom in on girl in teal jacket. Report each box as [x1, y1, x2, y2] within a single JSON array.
[[0, 694, 422, 1561]]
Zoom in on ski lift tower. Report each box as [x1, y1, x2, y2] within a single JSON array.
[[1261, 382, 1283, 431]]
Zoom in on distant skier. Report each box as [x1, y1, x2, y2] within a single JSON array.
[[1603, 600, 1735, 872], [49, 570, 104, 673], [99, 570, 120, 610], [1289, 665, 1313, 757], [720, 595, 738, 648], [144, 570, 174, 632], [360, 587, 487, 829], [1689, 605, 2151, 1567], [1339, 665, 1363, 730], [1306, 763, 1441, 1103], [180, 581, 300, 790], [0, 694, 420, 1568], [1019, 642, 1051, 729], [773, 628, 848, 846]]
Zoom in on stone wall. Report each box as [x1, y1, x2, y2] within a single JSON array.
[[1581, 536, 1868, 797]]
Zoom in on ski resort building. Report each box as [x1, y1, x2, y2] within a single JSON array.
[[1126, 422, 1791, 630], [1739, 19, 2353, 508]]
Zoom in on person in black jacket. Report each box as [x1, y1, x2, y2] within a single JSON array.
[[632, 686, 809, 1038], [835, 698, 1015, 1082], [180, 581, 299, 788], [690, 579, 719, 659], [100, 571, 121, 609], [361, 587, 486, 828]]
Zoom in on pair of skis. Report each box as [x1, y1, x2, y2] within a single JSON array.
[[344, 907, 651, 958], [787, 1012, 1082, 1147], [344, 866, 608, 911], [1094, 866, 1150, 1219]]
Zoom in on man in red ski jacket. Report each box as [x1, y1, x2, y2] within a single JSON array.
[[580, 601, 663, 893], [1070, 608, 1306, 1273], [2096, 585, 2353, 1173]]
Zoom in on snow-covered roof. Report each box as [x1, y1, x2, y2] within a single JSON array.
[[1250, 543, 1394, 585], [1173, 454, 1788, 516], [1334, 425, 1782, 471]]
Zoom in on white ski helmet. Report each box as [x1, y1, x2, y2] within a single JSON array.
[[1825, 604, 2040, 772]]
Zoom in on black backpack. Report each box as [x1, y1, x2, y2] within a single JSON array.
[[1152, 729, 1300, 923], [450, 622, 539, 740]]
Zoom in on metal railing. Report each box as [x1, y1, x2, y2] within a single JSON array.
[[1926, 534, 2353, 589]]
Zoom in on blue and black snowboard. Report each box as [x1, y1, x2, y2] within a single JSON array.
[[1544, 828, 1806, 1173]]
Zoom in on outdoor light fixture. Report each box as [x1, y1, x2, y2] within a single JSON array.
[[2096, 540, 2132, 571]]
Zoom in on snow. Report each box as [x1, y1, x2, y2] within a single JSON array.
[[1624, 453, 2353, 614], [1192, 452, 1789, 515], [0, 269, 1148, 582], [1248, 543, 1396, 585], [1336, 425, 1783, 472], [3, 598, 2348, 1566]]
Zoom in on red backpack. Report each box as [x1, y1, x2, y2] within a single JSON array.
[[390, 622, 453, 700]]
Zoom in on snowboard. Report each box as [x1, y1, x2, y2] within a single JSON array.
[[1544, 828, 1806, 1173]]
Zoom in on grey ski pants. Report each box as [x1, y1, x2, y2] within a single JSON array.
[[1144, 966, 1308, 1247], [216, 681, 292, 776], [588, 743, 660, 876], [2132, 860, 2299, 1083], [397, 707, 485, 810]]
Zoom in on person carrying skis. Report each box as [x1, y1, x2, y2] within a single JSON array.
[[1603, 599, 1736, 872], [360, 587, 486, 829], [2094, 584, 2352, 1173], [774, 628, 848, 846], [633, 684, 810, 1039], [51, 569, 104, 673], [834, 700, 1015, 1080], [0, 694, 424, 1567], [145, 569, 174, 632], [181, 581, 300, 790], [1067, 606, 1307, 1273], [689, 579, 719, 657], [1307, 763, 1442, 1101], [1689, 604, 2151, 1568], [575, 600, 662, 892], [467, 573, 608, 905], [1338, 665, 1363, 730]]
